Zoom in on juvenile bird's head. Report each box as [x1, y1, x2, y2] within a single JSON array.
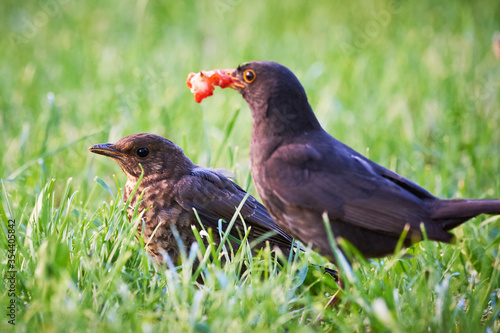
[[227, 61, 320, 135], [89, 133, 193, 181]]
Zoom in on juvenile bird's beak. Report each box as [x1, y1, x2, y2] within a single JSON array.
[[89, 143, 126, 159]]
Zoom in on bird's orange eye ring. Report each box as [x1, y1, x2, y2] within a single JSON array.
[[243, 69, 256, 84]]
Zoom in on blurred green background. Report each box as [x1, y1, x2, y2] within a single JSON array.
[[2, 0, 499, 201], [1, 0, 499, 331]]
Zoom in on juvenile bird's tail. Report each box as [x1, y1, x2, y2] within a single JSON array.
[[432, 199, 500, 231]]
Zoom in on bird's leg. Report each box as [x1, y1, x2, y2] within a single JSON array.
[[313, 273, 344, 324], [324, 275, 343, 308]]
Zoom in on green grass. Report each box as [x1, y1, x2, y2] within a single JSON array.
[[1, 0, 500, 331]]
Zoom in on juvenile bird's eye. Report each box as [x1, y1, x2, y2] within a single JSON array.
[[243, 69, 256, 84], [136, 147, 149, 157]]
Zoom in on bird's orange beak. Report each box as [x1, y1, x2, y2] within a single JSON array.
[[225, 70, 245, 89], [89, 143, 126, 159]]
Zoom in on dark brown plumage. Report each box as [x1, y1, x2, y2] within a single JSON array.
[[89, 133, 298, 265], [213, 60, 500, 259]]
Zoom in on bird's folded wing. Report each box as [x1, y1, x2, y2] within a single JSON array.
[[367, 159, 436, 200], [175, 168, 294, 248], [268, 144, 438, 237]]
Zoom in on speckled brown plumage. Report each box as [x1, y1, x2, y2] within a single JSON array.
[[89, 133, 297, 265]]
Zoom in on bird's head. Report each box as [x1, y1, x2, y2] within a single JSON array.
[[227, 61, 320, 134], [228, 61, 301, 99], [89, 133, 192, 181]]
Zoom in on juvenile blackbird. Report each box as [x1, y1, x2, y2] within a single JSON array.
[[89, 133, 298, 265], [210, 61, 500, 259]]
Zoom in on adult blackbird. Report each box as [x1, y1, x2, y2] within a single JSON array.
[[213, 61, 500, 259], [89, 133, 299, 266]]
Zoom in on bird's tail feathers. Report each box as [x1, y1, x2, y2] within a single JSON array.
[[432, 199, 500, 230]]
